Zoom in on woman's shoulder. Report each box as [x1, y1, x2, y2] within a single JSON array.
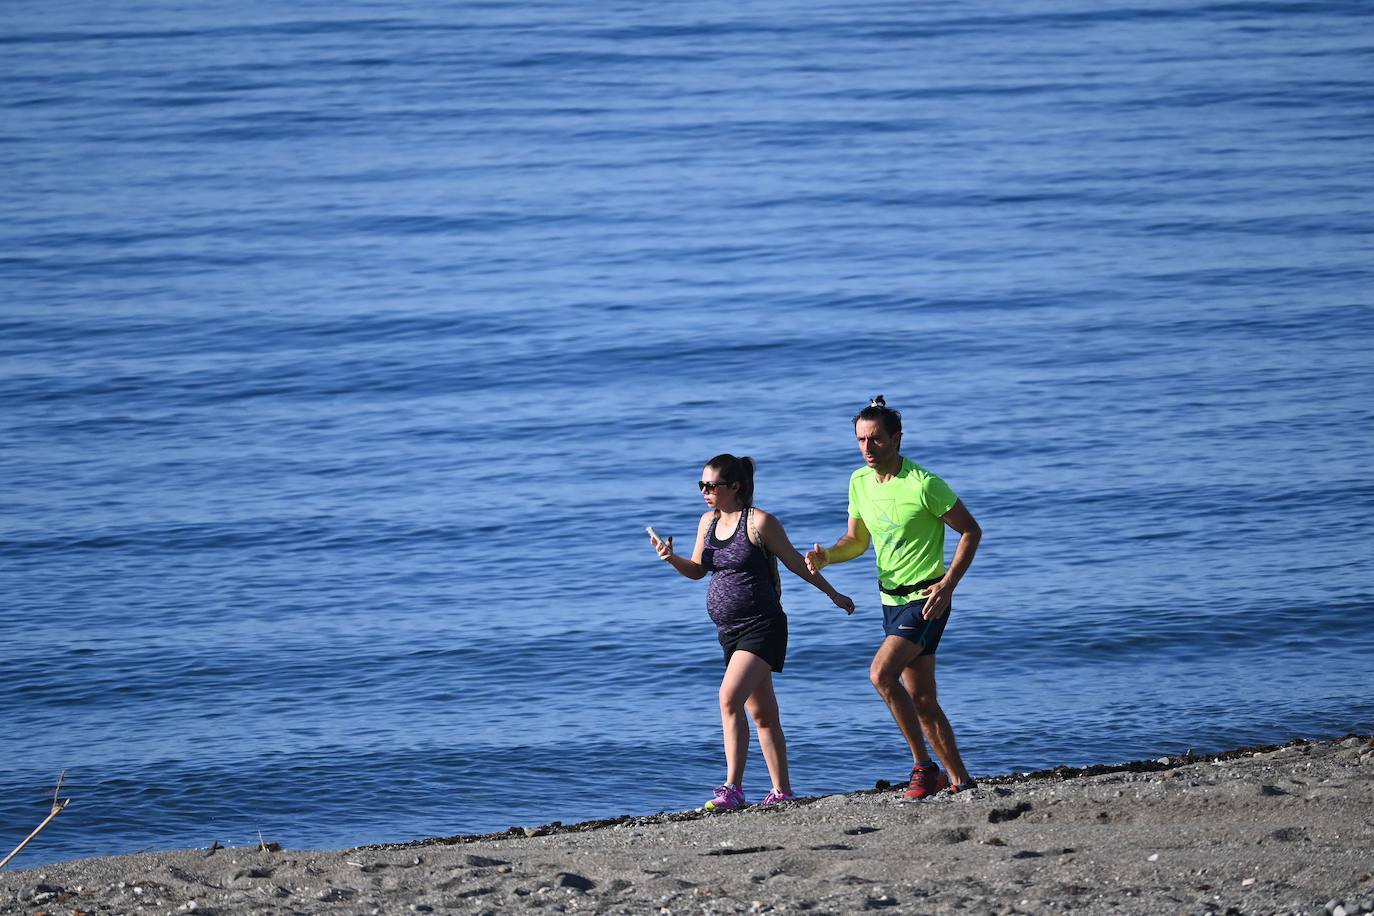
[[748, 506, 784, 534]]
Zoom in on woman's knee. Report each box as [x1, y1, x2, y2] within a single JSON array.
[[746, 698, 781, 730], [719, 686, 747, 716]]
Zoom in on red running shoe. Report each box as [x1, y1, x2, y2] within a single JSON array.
[[904, 763, 949, 800]]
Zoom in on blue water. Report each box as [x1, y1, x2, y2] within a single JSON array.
[[3, 0, 1372, 868]]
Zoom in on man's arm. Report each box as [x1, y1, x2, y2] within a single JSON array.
[[755, 511, 855, 614], [805, 516, 871, 574], [920, 499, 980, 620]]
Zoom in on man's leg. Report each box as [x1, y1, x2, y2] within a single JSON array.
[[902, 655, 972, 786], [743, 672, 791, 795], [719, 650, 774, 788], [869, 636, 933, 765]]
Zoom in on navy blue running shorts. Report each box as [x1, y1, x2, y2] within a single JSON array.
[[882, 601, 950, 656], [719, 613, 788, 673]]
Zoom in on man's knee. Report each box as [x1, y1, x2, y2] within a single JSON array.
[[869, 661, 902, 695], [912, 691, 942, 720]]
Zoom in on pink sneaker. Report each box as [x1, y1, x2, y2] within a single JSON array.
[[760, 789, 794, 806], [703, 783, 746, 811]]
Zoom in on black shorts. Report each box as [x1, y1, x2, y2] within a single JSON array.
[[719, 613, 788, 673], [882, 601, 950, 656]]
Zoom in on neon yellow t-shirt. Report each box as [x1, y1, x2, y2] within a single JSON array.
[[848, 457, 958, 606]]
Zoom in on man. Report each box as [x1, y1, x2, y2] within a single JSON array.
[[806, 395, 982, 798]]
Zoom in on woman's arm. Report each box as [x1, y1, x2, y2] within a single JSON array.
[[754, 510, 854, 614], [650, 512, 712, 580]]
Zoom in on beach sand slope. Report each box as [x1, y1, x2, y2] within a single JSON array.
[[3, 735, 1372, 915]]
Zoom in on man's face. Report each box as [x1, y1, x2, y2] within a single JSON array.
[[855, 419, 900, 469]]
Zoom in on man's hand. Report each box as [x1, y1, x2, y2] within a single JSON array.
[[805, 544, 829, 575], [921, 579, 953, 620]]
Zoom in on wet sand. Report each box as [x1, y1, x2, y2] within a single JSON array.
[[3, 735, 1372, 915]]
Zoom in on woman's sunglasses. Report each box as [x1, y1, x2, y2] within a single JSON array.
[[698, 480, 734, 493]]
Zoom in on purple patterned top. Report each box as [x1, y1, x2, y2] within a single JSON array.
[[703, 508, 783, 636]]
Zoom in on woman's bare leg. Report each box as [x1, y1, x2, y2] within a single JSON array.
[[719, 650, 775, 788], [744, 669, 790, 794]]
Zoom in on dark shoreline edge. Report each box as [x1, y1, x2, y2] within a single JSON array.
[[361, 731, 1374, 854]]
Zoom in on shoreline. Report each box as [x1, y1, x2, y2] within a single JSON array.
[[3, 734, 1372, 914], [365, 734, 1367, 851]]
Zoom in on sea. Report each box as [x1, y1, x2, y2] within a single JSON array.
[[2, 0, 1372, 869]]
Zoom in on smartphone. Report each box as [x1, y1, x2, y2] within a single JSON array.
[[646, 526, 663, 542]]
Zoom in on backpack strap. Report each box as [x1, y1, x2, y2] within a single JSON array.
[[747, 507, 783, 599]]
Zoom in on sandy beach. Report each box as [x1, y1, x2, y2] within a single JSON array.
[[3, 735, 1371, 915]]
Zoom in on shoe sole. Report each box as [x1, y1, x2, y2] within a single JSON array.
[[903, 775, 950, 800]]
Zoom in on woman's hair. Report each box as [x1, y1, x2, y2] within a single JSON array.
[[853, 394, 902, 436], [705, 453, 756, 506]]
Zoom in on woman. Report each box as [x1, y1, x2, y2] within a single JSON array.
[[649, 454, 854, 810]]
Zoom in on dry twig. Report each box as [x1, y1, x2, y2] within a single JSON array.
[[0, 771, 71, 870]]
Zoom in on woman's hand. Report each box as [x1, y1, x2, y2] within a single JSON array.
[[649, 530, 674, 561], [832, 592, 855, 615]]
